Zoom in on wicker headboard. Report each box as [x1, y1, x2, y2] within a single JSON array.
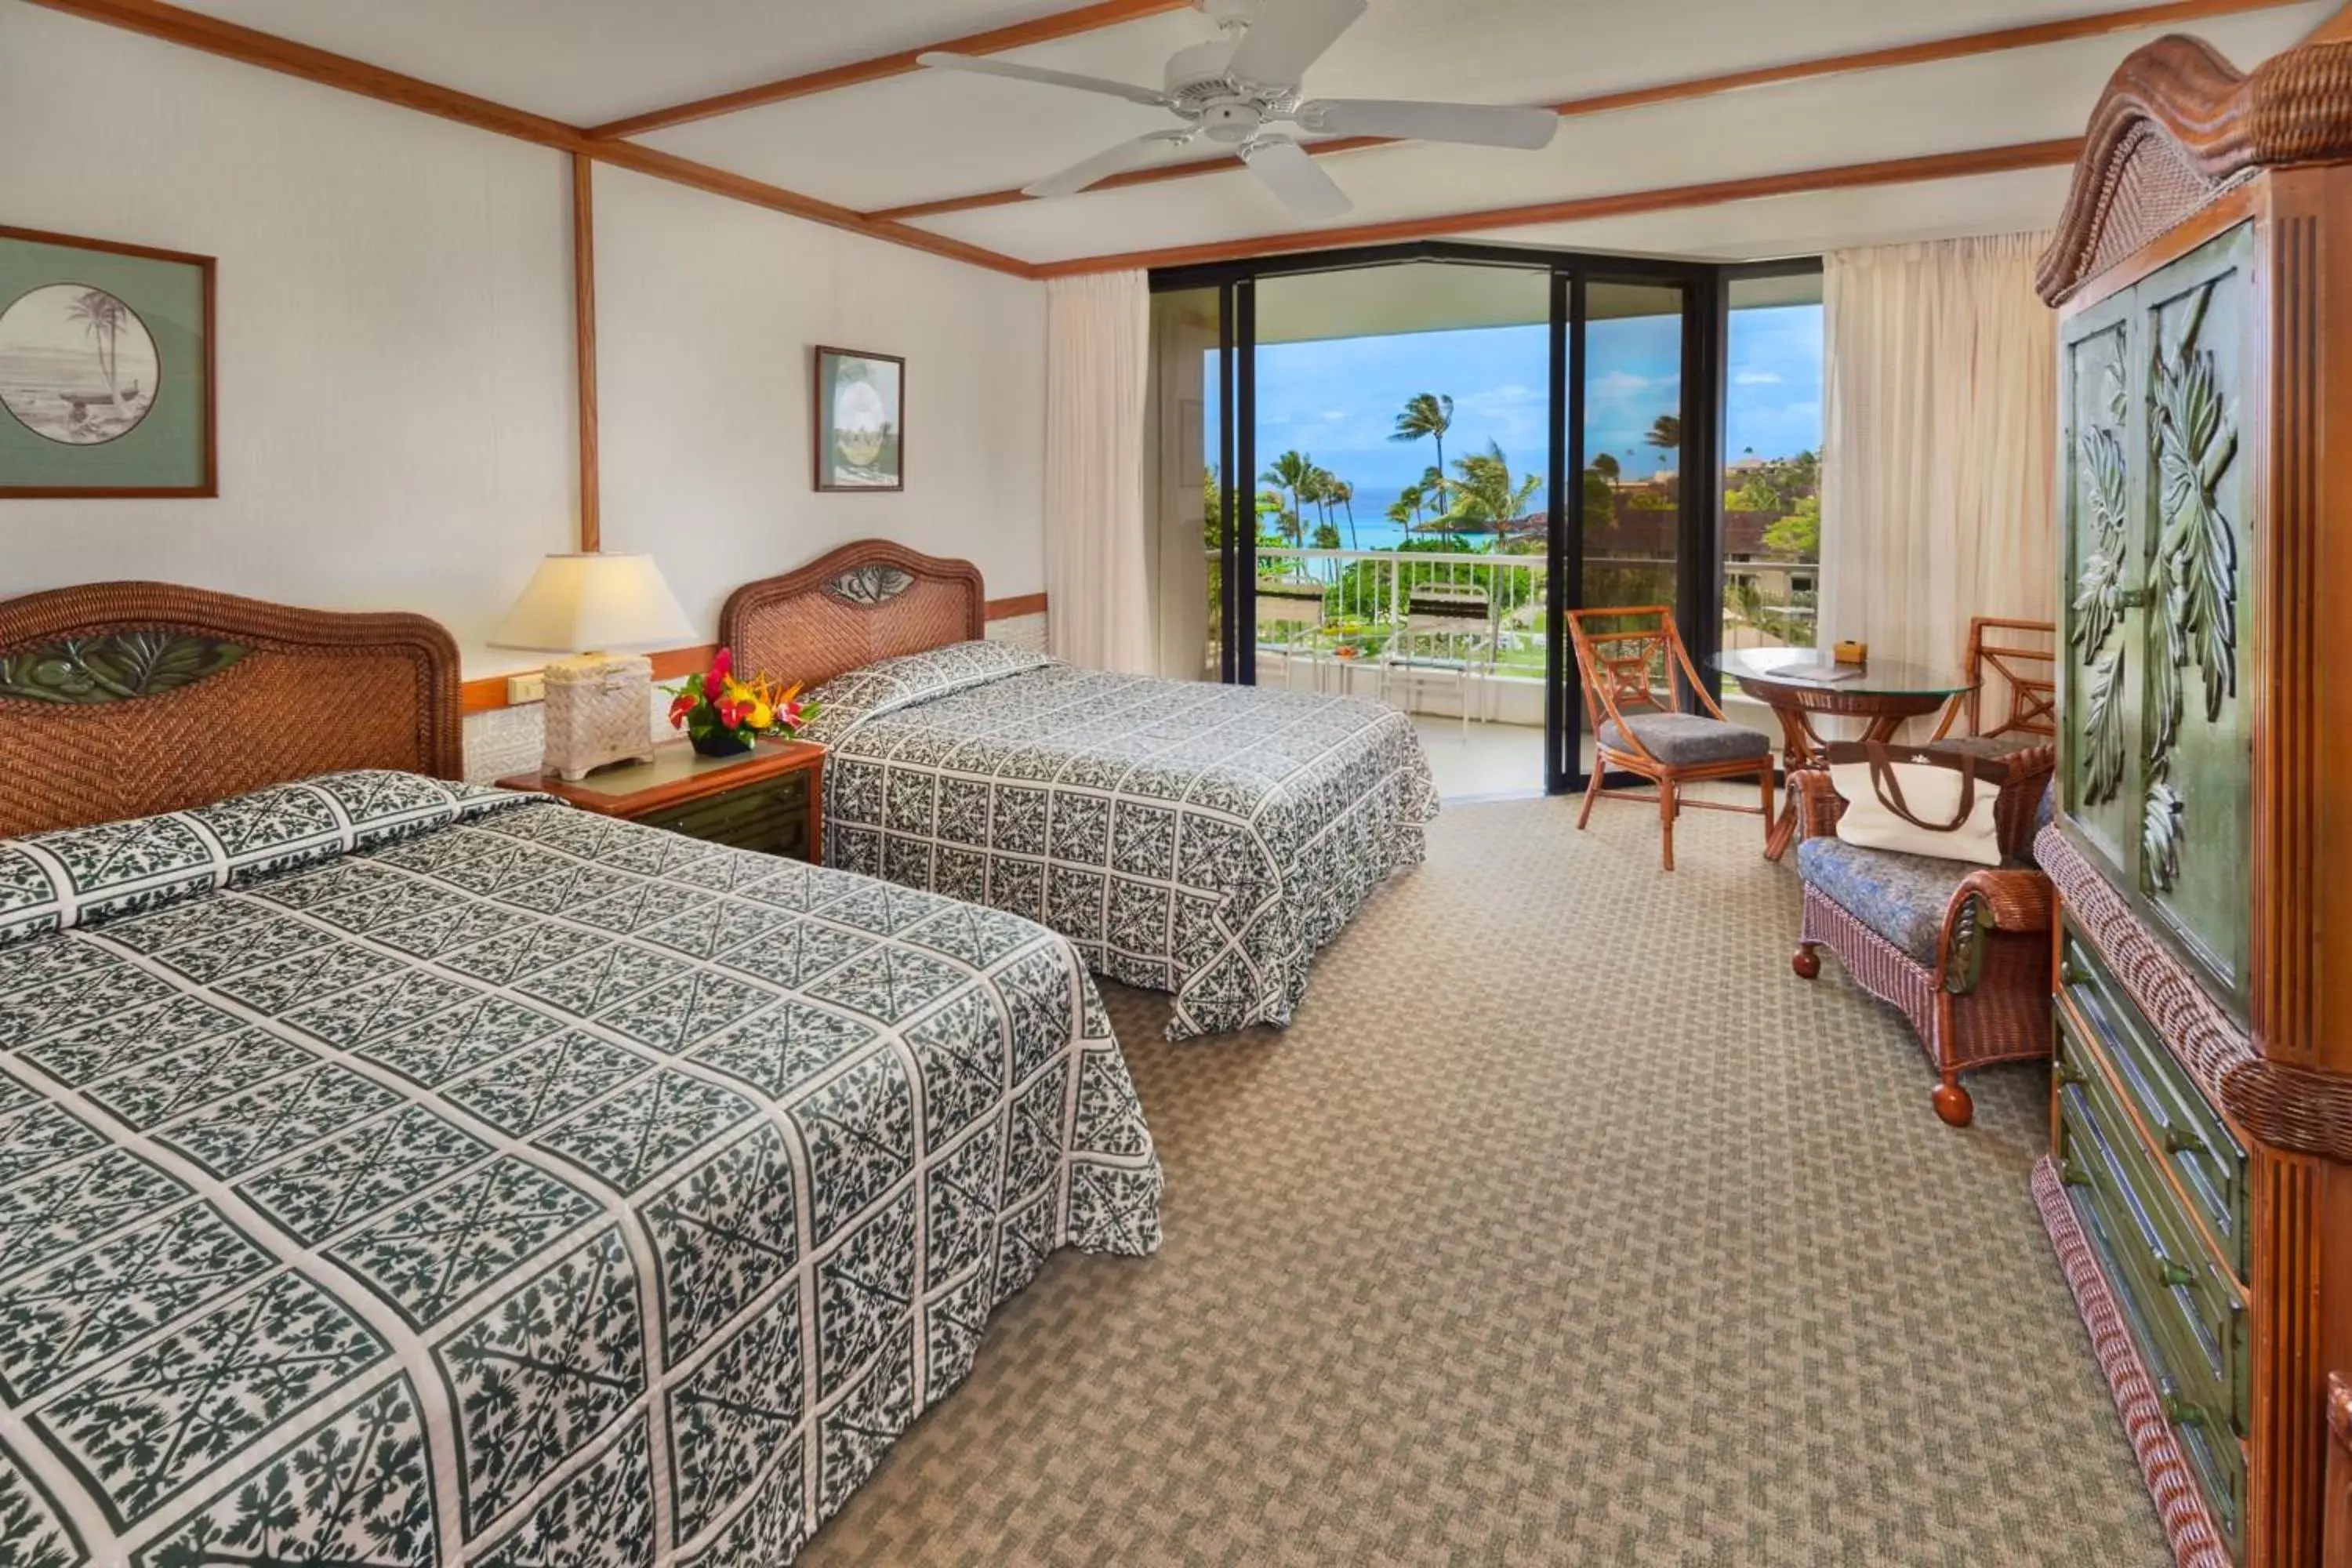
[[0, 582, 464, 835], [720, 539, 987, 692]]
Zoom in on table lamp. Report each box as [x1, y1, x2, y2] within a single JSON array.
[[490, 552, 699, 781]]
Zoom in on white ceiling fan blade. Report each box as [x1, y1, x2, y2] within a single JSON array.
[[1294, 97, 1558, 150], [1025, 131, 1196, 198], [1228, 0, 1367, 85], [1242, 137, 1352, 221], [916, 51, 1171, 109]]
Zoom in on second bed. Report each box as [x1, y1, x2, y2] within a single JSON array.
[[724, 543, 1439, 1039]]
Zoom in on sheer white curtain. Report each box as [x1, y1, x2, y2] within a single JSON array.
[[1819, 233, 2057, 672], [1044, 270, 1155, 673]]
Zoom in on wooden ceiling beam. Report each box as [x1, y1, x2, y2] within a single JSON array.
[[1029, 138, 2083, 276], [22, 0, 1040, 278], [583, 0, 1194, 140], [868, 0, 2310, 223]]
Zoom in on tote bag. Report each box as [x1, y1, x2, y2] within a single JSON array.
[[1824, 742, 2011, 866]]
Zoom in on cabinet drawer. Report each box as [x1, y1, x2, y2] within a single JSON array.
[[2056, 1017, 2249, 1555], [2059, 919, 2248, 1278], [637, 775, 813, 861]]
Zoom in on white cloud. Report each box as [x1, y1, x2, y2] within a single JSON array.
[[1733, 370, 1782, 386]]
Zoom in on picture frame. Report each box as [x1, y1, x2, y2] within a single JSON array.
[[0, 225, 216, 499], [812, 345, 904, 493]]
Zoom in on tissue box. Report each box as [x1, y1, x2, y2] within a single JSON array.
[[542, 652, 655, 781]]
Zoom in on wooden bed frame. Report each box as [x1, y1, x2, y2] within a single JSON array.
[[0, 581, 464, 836], [720, 539, 988, 691]]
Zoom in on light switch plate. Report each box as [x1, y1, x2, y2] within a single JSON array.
[[506, 672, 546, 706]]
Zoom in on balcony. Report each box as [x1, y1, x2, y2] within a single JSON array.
[[1245, 546, 1813, 709]]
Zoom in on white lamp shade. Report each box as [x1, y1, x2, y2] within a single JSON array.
[[489, 553, 699, 654]]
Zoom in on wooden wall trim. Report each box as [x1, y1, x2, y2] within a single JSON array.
[[459, 594, 1047, 713], [1030, 139, 2083, 276], [985, 591, 1048, 621], [21, 0, 1037, 278], [571, 154, 601, 553], [585, 0, 1192, 140], [868, 0, 2312, 224]]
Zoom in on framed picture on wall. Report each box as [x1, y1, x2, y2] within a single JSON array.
[[812, 346, 904, 492], [0, 226, 216, 499]]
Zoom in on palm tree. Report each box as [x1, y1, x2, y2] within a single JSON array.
[[1305, 463, 1339, 542], [1394, 477, 1426, 530], [66, 289, 130, 417], [1442, 441, 1544, 542], [1259, 450, 1316, 548], [1388, 393, 1454, 498], [1327, 477, 1359, 550], [1644, 413, 1682, 454]]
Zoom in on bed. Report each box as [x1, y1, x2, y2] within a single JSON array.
[[0, 583, 1161, 1566], [722, 542, 1440, 1040]]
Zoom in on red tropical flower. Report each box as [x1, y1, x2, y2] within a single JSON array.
[[667, 693, 695, 728], [708, 647, 732, 689]]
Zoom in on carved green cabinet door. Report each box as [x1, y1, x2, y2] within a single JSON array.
[[2060, 220, 2256, 1010], [2060, 288, 2143, 880], [2136, 223, 2255, 1001]]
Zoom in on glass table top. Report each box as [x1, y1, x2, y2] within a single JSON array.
[[1710, 648, 1973, 699]]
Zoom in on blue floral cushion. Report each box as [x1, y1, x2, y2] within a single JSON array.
[[1796, 837, 1978, 964], [1598, 712, 1770, 767]]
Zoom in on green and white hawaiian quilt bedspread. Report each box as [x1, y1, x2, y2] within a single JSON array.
[[804, 642, 1439, 1040], [0, 771, 1161, 1566]]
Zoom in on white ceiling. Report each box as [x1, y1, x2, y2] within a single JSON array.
[[169, 0, 2338, 269]]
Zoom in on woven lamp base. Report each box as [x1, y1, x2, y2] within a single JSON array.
[[541, 652, 655, 782]]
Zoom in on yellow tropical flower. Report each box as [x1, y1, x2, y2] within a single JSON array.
[[750, 700, 775, 730]]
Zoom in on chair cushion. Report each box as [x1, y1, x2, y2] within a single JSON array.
[[1597, 712, 1771, 767], [1933, 731, 2049, 760], [1795, 837, 1972, 964]]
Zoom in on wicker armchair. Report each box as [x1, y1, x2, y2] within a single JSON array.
[[1789, 748, 2057, 1127]]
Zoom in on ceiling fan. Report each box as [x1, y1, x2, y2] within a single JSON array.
[[917, 0, 1558, 220]]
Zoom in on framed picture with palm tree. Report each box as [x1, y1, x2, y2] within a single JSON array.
[[0, 226, 216, 499]]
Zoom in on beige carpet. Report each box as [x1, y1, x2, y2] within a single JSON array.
[[797, 794, 2165, 1566]]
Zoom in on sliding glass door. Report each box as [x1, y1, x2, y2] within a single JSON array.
[[1551, 273, 1714, 790], [1153, 241, 1769, 797]]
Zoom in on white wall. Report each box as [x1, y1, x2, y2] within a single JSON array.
[[0, 3, 1049, 677], [593, 167, 1046, 630]]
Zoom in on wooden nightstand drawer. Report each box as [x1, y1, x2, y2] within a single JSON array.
[[638, 779, 811, 858], [499, 740, 823, 866]]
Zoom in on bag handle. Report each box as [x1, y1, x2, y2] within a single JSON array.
[[1862, 742, 1977, 831]]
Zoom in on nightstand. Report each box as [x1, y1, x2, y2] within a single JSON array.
[[499, 739, 824, 863]]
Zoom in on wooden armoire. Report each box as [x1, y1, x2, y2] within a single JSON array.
[[2032, 14, 2352, 1568]]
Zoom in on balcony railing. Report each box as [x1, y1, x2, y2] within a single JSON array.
[[1242, 546, 1817, 674]]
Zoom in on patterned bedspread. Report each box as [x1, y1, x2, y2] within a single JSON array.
[[804, 643, 1439, 1039], [0, 771, 1160, 1567]]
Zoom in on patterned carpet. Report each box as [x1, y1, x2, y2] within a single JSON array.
[[797, 793, 2165, 1566]]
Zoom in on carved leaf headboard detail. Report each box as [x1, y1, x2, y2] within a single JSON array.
[[720, 540, 987, 693], [0, 583, 464, 835]]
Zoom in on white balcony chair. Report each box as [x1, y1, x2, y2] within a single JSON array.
[[1378, 587, 1494, 739], [1254, 582, 1330, 692]]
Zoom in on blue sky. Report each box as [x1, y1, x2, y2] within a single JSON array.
[[1210, 303, 1822, 529]]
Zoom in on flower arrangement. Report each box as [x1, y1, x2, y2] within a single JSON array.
[[663, 647, 817, 758]]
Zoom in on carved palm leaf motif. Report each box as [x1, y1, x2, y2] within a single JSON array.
[[2071, 356, 2132, 806], [829, 564, 916, 606], [0, 632, 245, 705], [2140, 280, 2239, 893], [2144, 777, 2184, 891], [2150, 282, 2239, 732]]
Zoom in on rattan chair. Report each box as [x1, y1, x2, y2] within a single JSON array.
[[1566, 606, 1773, 870], [1789, 750, 2057, 1127], [1930, 615, 2057, 756]]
